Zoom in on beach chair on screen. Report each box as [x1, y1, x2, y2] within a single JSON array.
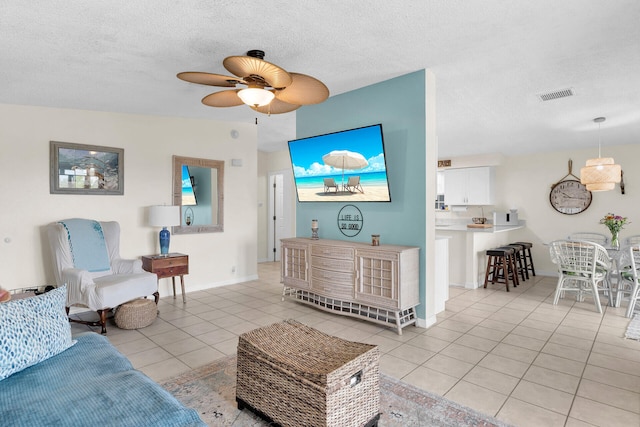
[[324, 178, 339, 193], [345, 176, 364, 193]]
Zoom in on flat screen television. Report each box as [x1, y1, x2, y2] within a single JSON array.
[[288, 124, 391, 202], [181, 165, 197, 206]]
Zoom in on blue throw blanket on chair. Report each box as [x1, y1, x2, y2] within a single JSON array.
[[59, 219, 111, 272]]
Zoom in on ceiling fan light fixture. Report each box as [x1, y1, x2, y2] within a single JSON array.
[[237, 87, 275, 107], [580, 117, 621, 192], [178, 50, 328, 114]]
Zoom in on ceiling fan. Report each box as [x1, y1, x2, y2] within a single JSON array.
[[177, 50, 329, 115]]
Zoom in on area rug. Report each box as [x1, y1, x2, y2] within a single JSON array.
[[161, 355, 511, 427], [624, 313, 640, 340]]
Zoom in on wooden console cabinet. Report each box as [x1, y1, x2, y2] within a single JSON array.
[[281, 238, 419, 334]]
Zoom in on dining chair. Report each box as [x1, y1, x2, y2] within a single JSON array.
[[617, 245, 640, 318], [549, 240, 612, 313], [624, 235, 640, 246], [567, 232, 609, 246]]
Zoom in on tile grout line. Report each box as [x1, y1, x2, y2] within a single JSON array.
[[468, 278, 568, 419], [75, 264, 639, 424], [434, 277, 590, 420]]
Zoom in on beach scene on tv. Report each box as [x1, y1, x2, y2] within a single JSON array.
[[288, 124, 391, 202]]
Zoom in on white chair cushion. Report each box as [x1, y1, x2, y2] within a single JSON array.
[[93, 273, 158, 310]]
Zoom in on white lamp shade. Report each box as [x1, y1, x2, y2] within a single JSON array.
[[237, 87, 275, 107], [148, 205, 180, 227]]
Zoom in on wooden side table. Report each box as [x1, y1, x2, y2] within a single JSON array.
[[141, 253, 189, 303]]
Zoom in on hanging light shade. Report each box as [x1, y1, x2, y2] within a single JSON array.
[[585, 181, 616, 192], [237, 86, 275, 107], [582, 157, 620, 191], [580, 117, 621, 192]]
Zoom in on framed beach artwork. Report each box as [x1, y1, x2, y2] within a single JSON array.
[[49, 141, 124, 195], [287, 124, 392, 202]]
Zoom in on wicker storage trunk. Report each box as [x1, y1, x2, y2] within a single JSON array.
[[236, 320, 380, 427]]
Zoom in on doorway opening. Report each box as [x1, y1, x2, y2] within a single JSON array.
[[268, 170, 293, 262]]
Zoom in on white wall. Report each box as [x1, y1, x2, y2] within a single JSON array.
[[256, 151, 269, 261], [497, 144, 640, 275], [438, 143, 640, 276], [0, 104, 258, 295]]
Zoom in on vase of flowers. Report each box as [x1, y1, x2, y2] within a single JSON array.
[[600, 213, 629, 249], [611, 231, 619, 249]]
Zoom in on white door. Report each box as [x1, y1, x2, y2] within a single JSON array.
[[268, 171, 293, 262]]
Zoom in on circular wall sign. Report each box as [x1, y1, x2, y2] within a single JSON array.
[[337, 205, 363, 237]]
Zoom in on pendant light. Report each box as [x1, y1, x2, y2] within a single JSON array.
[[580, 117, 621, 192]]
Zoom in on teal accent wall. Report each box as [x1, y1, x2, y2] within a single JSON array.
[[296, 70, 428, 319]]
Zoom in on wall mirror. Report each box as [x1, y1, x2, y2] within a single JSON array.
[[172, 155, 224, 234]]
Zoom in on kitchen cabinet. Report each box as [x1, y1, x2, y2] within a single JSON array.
[[443, 166, 494, 205], [281, 238, 419, 334]]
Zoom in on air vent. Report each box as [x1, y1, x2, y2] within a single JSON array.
[[537, 88, 575, 102]]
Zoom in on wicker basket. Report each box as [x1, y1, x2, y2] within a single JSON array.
[[114, 298, 157, 329], [236, 320, 380, 427]]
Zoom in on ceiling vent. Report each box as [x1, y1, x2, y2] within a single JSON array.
[[537, 88, 575, 102]]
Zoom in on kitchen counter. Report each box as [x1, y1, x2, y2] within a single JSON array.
[[435, 222, 525, 233], [435, 221, 526, 289], [435, 235, 451, 313]]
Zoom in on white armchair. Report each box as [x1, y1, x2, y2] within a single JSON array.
[[47, 219, 158, 333]]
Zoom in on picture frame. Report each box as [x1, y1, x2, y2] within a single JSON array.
[[50, 141, 124, 195]]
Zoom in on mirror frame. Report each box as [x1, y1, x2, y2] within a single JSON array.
[[172, 155, 224, 234]]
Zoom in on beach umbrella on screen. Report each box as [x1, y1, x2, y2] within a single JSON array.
[[322, 150, 368, 189]]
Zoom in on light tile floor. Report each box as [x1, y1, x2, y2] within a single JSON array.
[[71, 262, 640, 427]]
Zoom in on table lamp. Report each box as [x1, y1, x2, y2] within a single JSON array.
[[148, 205, 180, 255]]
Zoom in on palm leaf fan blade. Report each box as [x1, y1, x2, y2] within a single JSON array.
[[223, 56, 292, 88], [275, 72, 329, 105], [177, 72, 242, 87]]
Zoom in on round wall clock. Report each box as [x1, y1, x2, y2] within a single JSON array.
[[549, 179, 592, 215]]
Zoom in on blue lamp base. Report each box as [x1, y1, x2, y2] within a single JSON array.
[[159, 227, 171, 255]]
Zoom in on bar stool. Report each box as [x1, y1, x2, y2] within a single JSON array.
[[484, 247, 518, 292], [496, 246, 522, 287], [502, 243, 527, 282], [512, 241, 536, 278]]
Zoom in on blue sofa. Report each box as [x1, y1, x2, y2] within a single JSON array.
[[0, 285, 203, 426], [0, 332, 205, 426]]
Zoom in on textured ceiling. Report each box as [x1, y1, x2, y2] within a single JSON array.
[[1, 1, 639, 156]]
